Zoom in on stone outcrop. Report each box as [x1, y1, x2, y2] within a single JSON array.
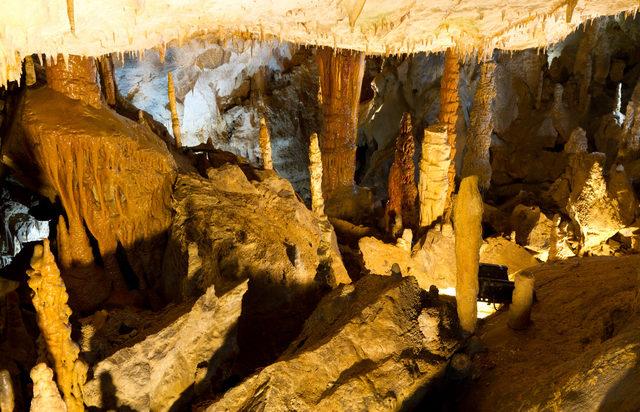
[[27, 240, 86, 412], [453, 176, 483, 334], [206, 275, 460, 411], [386, 113, 418, 234], [316, 48, 365, 201], [3, 85, 177, 311], [83, 281, 247, 411], [419, 124, 450, 228], [162, 163, 348, 370]]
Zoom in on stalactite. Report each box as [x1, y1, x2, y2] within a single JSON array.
[[29, 363, 67, 412], [453, 176, 483, 334], [462, 61, 496, 191], [168, 71, 182, 148], [259, 117, 273, 170], [97, 54, 117, 107], [439, 48, 460, 219], [27, 240, 87, 412], [66, 0, 75, 34], [309, 132, 325, 217], [45, 54, 102, 108], [25, 55, 36, 86], [418, 124, 450, 228], [386, 113, 418, 235], [316, 48, 365, 200]]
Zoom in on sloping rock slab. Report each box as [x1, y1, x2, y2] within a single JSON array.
[[205, 275, 460, 411]]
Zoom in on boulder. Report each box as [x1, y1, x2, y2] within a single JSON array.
[[162, 164, 348, 370], [510, 205, 555, 260], [206, 275, 460, 411], [83, 281, 247, 411]]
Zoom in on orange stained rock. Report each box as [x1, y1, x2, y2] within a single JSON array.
[[316, 47, 365, 200], [45, 54, 102, 108], [27, 240, 87, 412], [439, 48, 461, 219], [386, 113, 418, 234]]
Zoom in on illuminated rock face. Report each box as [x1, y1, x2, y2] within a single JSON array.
[[206, 275, 460, 411], [0, 1, 636, 87], [3, 85, 177, 310]]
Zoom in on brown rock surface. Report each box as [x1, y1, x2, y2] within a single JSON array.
[[205, 275, 460, 411]]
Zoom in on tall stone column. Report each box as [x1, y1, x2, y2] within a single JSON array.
[[316, 47, 365, 200], [439, 48, 460, 219]]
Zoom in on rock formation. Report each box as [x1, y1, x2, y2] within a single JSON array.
[[29, 363, 67, 412], [206, 275, 460, 411], [386, 113, 418, 234], [259, 117, 273, 170], [0, 369, 14, 412], [83, 281, 247, 411], [316, 48, 365, 201], [167, 71, 183, 148], [453, 176, 483, 334], [462, 61, 496, 191], [508, 271, 535, 330], [45, 55, 102, 108], [439, 48, 460, 218], [2, 82, 177, 310], [162, 161, 348, 370], [419, 124, 450, 228], [26, 240, 86, 412], [308, 132, 325, 216], [97, 54, 117, 107]]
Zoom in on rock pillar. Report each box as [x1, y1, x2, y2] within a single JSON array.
[[508, 271, 535, 330], [419, 124, 450, 228], [316, 47, 365, 200], [439, 48, 460, 218], [453, 176, 483, 334]]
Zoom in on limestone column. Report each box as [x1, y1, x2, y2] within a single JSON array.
[[453, 176, 483, 334], [46, 54, 102, 108], [309, 133, 325, 216], [439, 48, 460, 219], [316, 47, 365, 200], [97, 54, 118, 107], [386, 113, 418, 234], [419, 124, 450, 228], [462, 61, 496, 191], [168, 71, 183, 148], [259, 117, 274, 170], [508, 271, 535, 330]]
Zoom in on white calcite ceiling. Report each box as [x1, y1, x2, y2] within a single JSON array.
[[0, 0, 637, 86]]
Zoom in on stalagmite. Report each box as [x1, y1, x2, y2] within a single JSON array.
[[25, 55, 36, 86], [29, 363, 67, 412], [439, 48, 460, 218], [45, 55, 102, 108], [97, 54, 117, 106], [508, 271, 535, 330], [0, 370, 14, 412], [386, 113, 418, 234], [27, 240, 86, 412], [453, 176, 483, 334], [565, 127, 588, 154], [462, 61, 496, 191], [309, 132, 325, 216], [419, 124, 450, 228], [316, 48, 365, 200], [168, 71, 183, 148], [259, 117, 273, 170]]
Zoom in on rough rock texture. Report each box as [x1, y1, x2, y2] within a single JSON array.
[[45, 54, 102, 108], [259, 117, 273, 170], [463, 255, 640, 411], [439, 49, 460, 217], [386, 113, 418, 233], [29, 363, 66, 412], [316, 48, 365, 201], [510, 204, 555, 260], [419, 124, 450, 228], [453, 176, 483, 333], [83, 281, 247, 411], [308, 133, 325, 216], [0, 1, 636, 87], [3, 87, 177, 310], [206, 275, 460, 411], [162, 165, 348, 370], [27, 240, 86, 412], [462, 61, 496, 191]]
